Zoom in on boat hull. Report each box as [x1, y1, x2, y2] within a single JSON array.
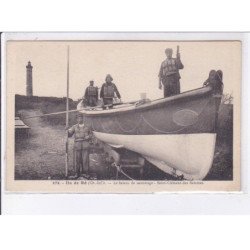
[[94, 132, 216, 180], [81, 87, 219, 135], [79, 86, 220, 179]]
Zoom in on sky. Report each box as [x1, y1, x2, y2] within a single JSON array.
[[7, 41, 241, 102]]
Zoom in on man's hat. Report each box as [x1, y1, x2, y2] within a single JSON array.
[[105, 74, 113, 81], [165, 48, 173, 53], [89, 80, 94, 83], [208, 70, 217, 79]]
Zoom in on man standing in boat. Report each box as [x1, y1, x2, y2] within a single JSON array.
[[67, 113, 92, 178], [100, 74, 121, 107], [84, 80, 99, 107], [158, 47, 184, 97]]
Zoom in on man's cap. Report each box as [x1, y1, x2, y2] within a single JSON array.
[[105, 74, 113, 81], [206, 70, 217, 82], [165, 48, 173, 53], [209, 70, 217, 78]]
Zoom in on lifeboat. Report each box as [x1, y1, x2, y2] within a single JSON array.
[[78, 86, 221, 180]]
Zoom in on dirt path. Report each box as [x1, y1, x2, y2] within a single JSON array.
[[15, 109, 75, 179]]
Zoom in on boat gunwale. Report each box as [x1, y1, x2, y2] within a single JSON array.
[[79, 86, 213, 117]]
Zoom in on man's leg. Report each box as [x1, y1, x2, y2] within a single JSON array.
[[80, 149, 84, 174], [86, 98, 90, 106], [82, 148, 90, 175], [163, 82, 171, 97], [75, 150, 82, 177], [89, 97, 96, 107], [103, 98, 113, 109], [166, 75, 179, 97], [167, 75, 176, 96], [169, 82, 176, 96], [103, 98, 112, 105], [163, 77, 172, 98], [94, 97, 98, 106]]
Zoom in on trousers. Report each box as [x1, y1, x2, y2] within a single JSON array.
[[103, 98, 113, 106], [86, 96, 98, 107], [74, 141, 90, 176], [162, 74, 180, 97]]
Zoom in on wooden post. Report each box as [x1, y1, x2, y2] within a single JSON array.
[[73, 148, 76, 172], [65, 46, 70, 178]]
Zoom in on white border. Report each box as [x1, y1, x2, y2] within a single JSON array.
[[1, 32, 249, 214], [3, 32, 245, 41]]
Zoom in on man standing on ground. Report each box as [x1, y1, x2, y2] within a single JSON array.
[[158, 47, 184, 97], [68, 113, 92, 178], [100, 74, 121, 107]]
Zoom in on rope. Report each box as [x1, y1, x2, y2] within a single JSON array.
[[119, 169, 134, 180], [23, 107, 90, 120], [113, 163, 134, 180]]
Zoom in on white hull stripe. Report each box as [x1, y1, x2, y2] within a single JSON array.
[[94, 132, 216, 180]]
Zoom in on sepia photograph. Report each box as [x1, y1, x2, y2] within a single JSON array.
[[4, 35, 241, 192], [0, 1, 250, 248]]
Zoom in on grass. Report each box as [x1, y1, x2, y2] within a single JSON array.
[[15, 94, 78, 126]]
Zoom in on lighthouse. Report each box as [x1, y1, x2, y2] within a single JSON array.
[[26, 61, 33, 96]]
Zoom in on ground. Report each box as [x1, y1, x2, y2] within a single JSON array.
[[15, 109, 73, 179], [15, 109, 109, 180]]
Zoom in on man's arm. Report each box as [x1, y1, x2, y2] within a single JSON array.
[[176, 54, 184, 70], [84, 87, 88, 99], [68, 125, 75, 137], [203, 78, 210, 86], [113, 84, 121, 99]]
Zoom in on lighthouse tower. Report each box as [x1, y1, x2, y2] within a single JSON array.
[[26, 61, 33, 96]]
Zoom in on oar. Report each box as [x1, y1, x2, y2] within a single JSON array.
[[22, 108, 80, 119], [22, 100, 138, 120]]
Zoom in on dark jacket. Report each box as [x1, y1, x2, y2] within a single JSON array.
[[158, 57, 184, 79], [84, 86, 98, 98], [100, 82, 121, 99], [68, 124, 92, 142]]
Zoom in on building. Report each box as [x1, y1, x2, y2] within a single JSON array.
[[26, 61, 33, 96], [15, 117, 30, 137]]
